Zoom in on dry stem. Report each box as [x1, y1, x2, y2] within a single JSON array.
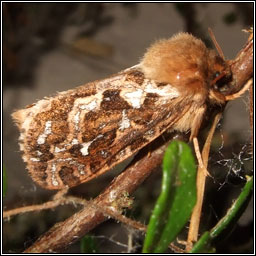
[[186, 113, 222, 251]]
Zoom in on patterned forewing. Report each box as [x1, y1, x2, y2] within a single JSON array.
[[14, 67, 187, 189]]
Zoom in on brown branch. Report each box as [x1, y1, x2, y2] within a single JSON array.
[[245, 28, 254, 149], [3, 189, 69, 219], [4, 193, 147, 234], [231, 28, 253, 150], [3, 197, 67, 219], [228, 30, 253, 95], [66, 195, 147, 232]]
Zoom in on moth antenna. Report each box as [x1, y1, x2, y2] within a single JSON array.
[[210, 71, 226, 87], [208, 28, 225, 60]]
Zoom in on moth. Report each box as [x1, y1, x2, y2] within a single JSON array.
[[13, 32, 234, 190]]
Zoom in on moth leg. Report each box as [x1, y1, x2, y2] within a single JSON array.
[[189, 105, 206, 141], [225, 78, 252, 101], [190, 105, 209, 177]]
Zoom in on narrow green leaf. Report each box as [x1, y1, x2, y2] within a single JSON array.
[[190, 176, 253, 253], [189, 231, 211, 253], [210, 176, 253, 238], [80, 235, 98, 253], [3, 164, 7, 197], [143, 140, 197, 253]]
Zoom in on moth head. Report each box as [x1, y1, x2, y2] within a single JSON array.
[[140, 32, 233, 105], [207, 50, 232, 105], [140, 33, 214, 89]]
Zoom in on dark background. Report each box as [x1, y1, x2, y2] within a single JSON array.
[[3, 2, 253, 253]]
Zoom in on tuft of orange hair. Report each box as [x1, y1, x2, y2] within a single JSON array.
[[140, 33, 225, 100]]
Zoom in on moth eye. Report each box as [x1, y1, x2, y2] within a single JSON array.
[[214, 71, 220, 78], [212, 70, 231, 92]]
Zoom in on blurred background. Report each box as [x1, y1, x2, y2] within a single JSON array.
[[3, 2, 253, 253]]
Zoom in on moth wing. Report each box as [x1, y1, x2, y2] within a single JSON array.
[[13, 67, 190, 189]]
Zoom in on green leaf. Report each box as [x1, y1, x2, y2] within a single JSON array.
[[3, 164, 7, 197], [80, 235, 98, 253], [143, 140, 197, 253]]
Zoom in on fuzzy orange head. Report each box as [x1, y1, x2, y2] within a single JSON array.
[[140, 32, 231, 105]]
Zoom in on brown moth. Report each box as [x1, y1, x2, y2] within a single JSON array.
[[12, 32, 232, 190]]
